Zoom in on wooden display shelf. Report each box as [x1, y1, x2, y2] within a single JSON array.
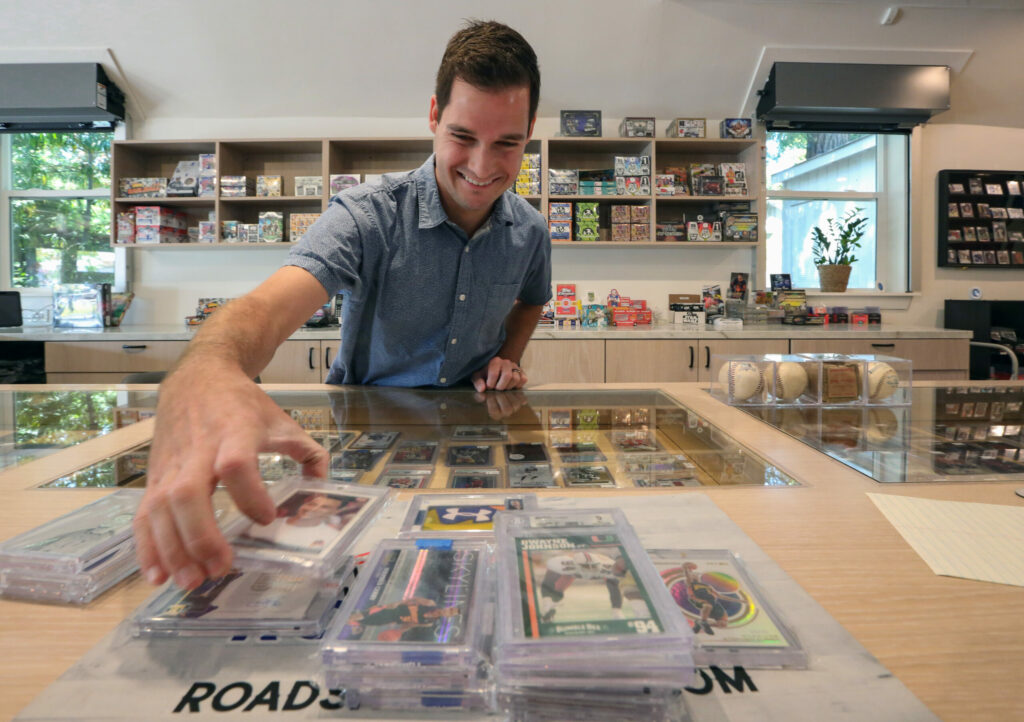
[[110, 242, 297, 249], [551, 241, 758, 247], [114, 197, 213, 206]]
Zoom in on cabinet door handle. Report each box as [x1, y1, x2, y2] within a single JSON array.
[[704, 346, 711, 369], [308, 347, 316, 370], [121, 344, 147, 352], [871, 343, 896, 349], [689, 345, 694, 369], [325, 347, 333, 368]]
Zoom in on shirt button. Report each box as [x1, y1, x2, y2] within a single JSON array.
[[459, 294, 466, 301], [451, 338, 458, 345], [464, 246, 469, 253], [439, 377, 447, 384]]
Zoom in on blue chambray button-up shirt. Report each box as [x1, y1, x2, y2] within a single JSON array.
[[284, 155, 552, 387]]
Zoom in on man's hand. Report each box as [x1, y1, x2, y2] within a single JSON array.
[[133, 361, 327, 590], [471, 356, 527, 392], [473, 389, 528, 419]]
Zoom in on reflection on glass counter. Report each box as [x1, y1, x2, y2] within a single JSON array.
[[39, 445, 149, 489], [0, 390, 157, 473], [33, 388, 799, 490], [745, 386, 1024, 483]]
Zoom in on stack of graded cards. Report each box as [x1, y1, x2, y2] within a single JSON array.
[[645, 549, 807, 669], [0, 490, 143, 604], [130, 477, 390, 639], [320, 538, 494, 712], [492, 508, 695, 722]]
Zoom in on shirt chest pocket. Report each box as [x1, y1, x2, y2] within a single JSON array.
[[483, 282, 520, 330]]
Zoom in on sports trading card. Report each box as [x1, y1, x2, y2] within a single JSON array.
[[505, 442, 549, 464], [961, 403, 975, 418], [964, 227, 977, 242], [554, 442, 607, 464], [411, 495, 526, 533], [972, 427, 988, 441], [328, 469, 363, 485], [978, 227, 991, 242], [449, 468, 502, 489], [944, 403, 961, 415], [947, 231, 961, 242], [327, 431, 357, 453], [948, 183, 965, 194], [984, 250, 996, 264], [959, 202, 974, 217], [526, 511, 619, 528], [331, 449, 385, 471], [573, 408, 601, 429], [515, 533, 663, 638], [990, 206, 1008, 219], [648, 550, 798, 654], [447, 444, 493, 467], [562, 465, 617, 488], [1008, 208, 1024, 219], [976, 203, 991, 218], [1014, 251, 1024, 264], [991, 401, 1005, 420], [391, 441, 439, 465], [958, 250, 972, 264], [969, 178, 984, 195], [989, 425, 1005, 438], [986, 183, 1004, 195], [947, 203, 959, 217], [1007, 180, 1021, 195], [955, 426, 971, 441], [375, 468, 432, 489], [352, 431, 400, 450], [144, 568, 323, 622], [974, 402, 989, 418], [235, 489, 372, 556], [334, 545, 479, 644], [608, 430, 661, 452], [452, 424, 508, 441], [548, 409, 573, 429], [1004, 425, 1021, 437], [633, 477, 701, 487], [1008, 401, 1023, 413], [993, 222, 1008, 243], [508, 463, 557, 488]]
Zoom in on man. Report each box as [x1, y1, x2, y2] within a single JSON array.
[[134, 20, 549, 591]]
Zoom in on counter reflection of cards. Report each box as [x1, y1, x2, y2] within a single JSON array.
[[554, 442, 606, 464], [505, 442, 549, 463], [236, 489, 370, 557]]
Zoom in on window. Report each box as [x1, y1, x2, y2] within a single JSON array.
[[765, 131, 909, 291], [1, 132, 123, 291]]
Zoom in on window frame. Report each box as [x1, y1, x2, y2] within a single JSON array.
[[763, 131, 910, 293]]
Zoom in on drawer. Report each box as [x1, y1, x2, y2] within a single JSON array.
[[790, 337, 969, 373], [45, 341, 190, 373]]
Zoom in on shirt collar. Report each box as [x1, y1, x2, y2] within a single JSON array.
[[415, 154, 513, 231]]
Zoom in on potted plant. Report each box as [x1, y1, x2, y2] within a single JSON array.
[[811, 207, 868, 292]]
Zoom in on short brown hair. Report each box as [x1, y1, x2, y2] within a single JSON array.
[[435, 20, 540, 126]]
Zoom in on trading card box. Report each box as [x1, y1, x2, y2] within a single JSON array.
[[618, 117, 655, 138], [521, 153, 541, 170], [130, 557, 355, 638], [666, 117, 706, 138], [390, 440, 439, 465], [493, 509, 694, 664], [447, 444, 494, 467], [0, 489, 142, 576], [548, 201, 573, 222], [257, 211, 283, 242], [560, 110, 602, 137], [255, 174, 282, 197], [321, 538, 491, 669], [166, 160, 200, 196], [375, 467, 433, 489], [399, 493, 538, 537], [647, 548, 807, 668], [549, 221, 571, 241], [329, 174, 360, 194], [294, 175, 323, 196], [452, 424, 508, 441], [230, 479, 391, 578], [720, 118, 753, 138]]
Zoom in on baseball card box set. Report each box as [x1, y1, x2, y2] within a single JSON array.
[[560, 110, 602, 137], [118, 177, 167, 198], [619, 116, 656, 138], [329, 173, 360, 195], [294, 175, 323, 196], [320, 538, 494, 710], [219, 175, 254, 197], [288, 212, 321, 243], [720, 118, 753, 138], [710, 353, 912, 407], [255, 174, 282, 197], [493, 509, 695, 721], [166, 160, 201, 197], [666, 117, 706, 138]]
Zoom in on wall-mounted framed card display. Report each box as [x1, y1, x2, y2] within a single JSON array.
[[938, 169, 1024, 269]]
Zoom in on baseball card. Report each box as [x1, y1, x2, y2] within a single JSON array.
[[448, 468, 502, 489], [404, 494, 530, 534], [375, 468, 432, 489], [562, 465, 617, 488], [352, 431, 400, 450], [508, 463, 557, 488], [390, 441, 439, 465], [505, 442, 549, 464], [553, 441, 607, 464], [446, 444, 494, 467], [331, 449, 386, 471]]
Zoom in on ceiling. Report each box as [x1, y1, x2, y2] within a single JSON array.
[[2, 0, 1023, 130]]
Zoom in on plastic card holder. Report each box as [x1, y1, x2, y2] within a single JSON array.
[[229, 477, 391, 578], [399, 493, 538, 538], [645, 548, 808, 669], [0, 543, 139, 604], [321, 537, 491, 671], [130, 557, 355, 638], [0, 489, 142, 576]]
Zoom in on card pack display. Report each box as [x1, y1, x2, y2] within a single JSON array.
[[647, 549, 807, 668], [230, 479, 390, 577], [131, 557, 355, 638], [256, 175, 283, 197], [399, 493, 537, 537], [0, 489, 144, 604], [666, 117, 706, 138], [492, 510, 694, 718]]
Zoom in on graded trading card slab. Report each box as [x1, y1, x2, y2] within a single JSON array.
[[131, 560, 353, 638], [647, 549, 807, 668], [231, 480, 389, 577], [0, 489, 142, 576], [375, 467, 432, 489], [508, 463, 557, 488], [322, 539, 488, 668], [327, 468, 363, 485], [351, 431, 400, 449], [505, 442, 549, 463], [327, 431, 357, 453], [562, 465, 617, 488], [553, 441, 607, 464], [452, 424, 508, 441], [399, 493, 537, 537], [608, 430, 661, 452], [448, 467, 502, 489], [331, 448, 386, 471], [514, 533, 665, 639], [446, 444, 493, 467], [390, 440, 439, 465]]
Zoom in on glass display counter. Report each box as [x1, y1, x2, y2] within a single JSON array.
[[746, 385, 1024, 483]]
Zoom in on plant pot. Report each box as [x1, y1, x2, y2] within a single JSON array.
[[816, 264, 852, 292]]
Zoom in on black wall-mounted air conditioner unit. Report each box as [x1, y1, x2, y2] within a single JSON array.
[[756, 62, 949, 132], [0, 63, 125, 133]]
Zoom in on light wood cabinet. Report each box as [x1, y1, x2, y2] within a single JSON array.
[[45, 341, 189, 376], [790, 337, 969, 379], [260, 339, 341, 383], [606, 339, 699, 383], [521, 339, 604, 386]]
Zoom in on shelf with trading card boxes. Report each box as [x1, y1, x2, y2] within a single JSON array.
[[937, 169, 1024, 269]]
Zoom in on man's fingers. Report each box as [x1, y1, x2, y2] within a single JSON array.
[[132, 507, 168, 586], [269, 431, 330, 479], [213, 440, 277, 525], [148, 497, 205, 590], [471, 370, 487, 393], [165, 469, 233, 579]]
